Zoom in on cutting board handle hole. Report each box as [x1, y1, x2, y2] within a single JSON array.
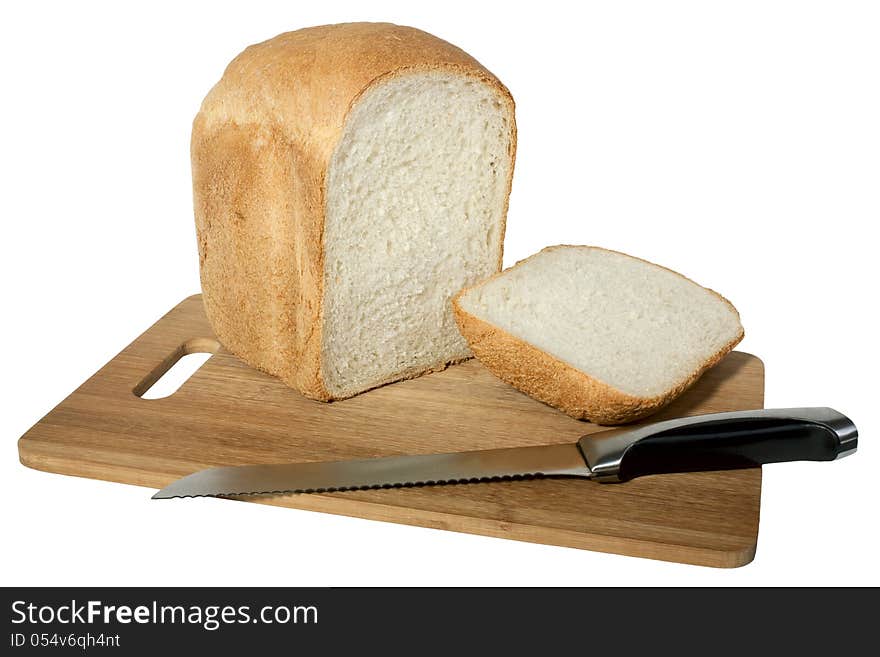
[[133, 338, 220, 399]]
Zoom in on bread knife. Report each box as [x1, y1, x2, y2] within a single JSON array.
[[152, 408, 857, 499]]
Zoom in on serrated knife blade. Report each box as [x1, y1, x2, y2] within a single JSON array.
[[152, 407, 857, 499], [153, 443, 589, 498]]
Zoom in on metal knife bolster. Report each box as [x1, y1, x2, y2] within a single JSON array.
[[578, 407, 858, 482]]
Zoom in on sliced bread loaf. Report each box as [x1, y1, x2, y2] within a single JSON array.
[[453, 246, 744, 424], [192, 23, 516, 400]]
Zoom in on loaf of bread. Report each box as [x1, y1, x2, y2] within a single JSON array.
[[192, 23, 516, 400], [453, 246, 744, 424]]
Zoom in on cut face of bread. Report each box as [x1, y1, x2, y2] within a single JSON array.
[[453, 246, 744, 424], [322, 72, 512, 398]]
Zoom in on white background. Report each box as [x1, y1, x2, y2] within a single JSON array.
[[1, 1, 877, 586]]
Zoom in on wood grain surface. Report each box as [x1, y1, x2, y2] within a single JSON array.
[[18, 295, 765, 567]]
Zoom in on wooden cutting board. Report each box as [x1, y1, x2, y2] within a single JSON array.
[[18, 295, 764, 567]]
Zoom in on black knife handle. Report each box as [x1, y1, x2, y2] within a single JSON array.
[[577, 408, 858, 483]]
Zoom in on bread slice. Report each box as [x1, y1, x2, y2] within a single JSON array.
[[192, 23, 516, 400], [453, 246, 744, 424]]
